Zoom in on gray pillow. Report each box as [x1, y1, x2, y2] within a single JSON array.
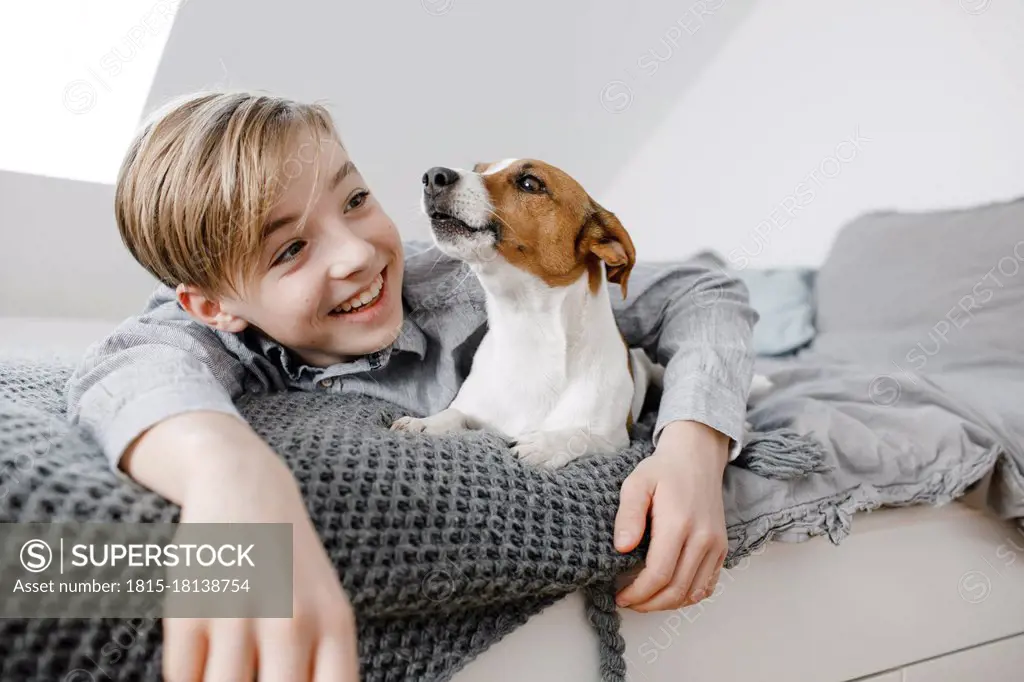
[[815, 197, 1024, 357]]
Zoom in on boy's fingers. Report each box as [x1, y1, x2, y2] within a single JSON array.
[[614, 474, 654, 553], [312, 635, 361, 682], [616, 513, 685, 607], [631, 539, 705, 612], [203, 619, 255, 682], [162, 618, 208, 682], [258, 623, 316, 681], [686, 549, 725, 605]]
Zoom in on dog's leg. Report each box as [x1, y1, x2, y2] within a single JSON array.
[[749, 374, 774, 403], [511, 426, 626, 469], [390, 408, 481, 435], [744, 374, 775, 433], [628, 348, 663, 422]]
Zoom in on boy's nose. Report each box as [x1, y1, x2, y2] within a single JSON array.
[[327, 236, 376, 280], [422, 166, 459, 196]]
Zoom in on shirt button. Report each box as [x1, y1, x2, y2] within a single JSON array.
[[319, 378, 334, 388]]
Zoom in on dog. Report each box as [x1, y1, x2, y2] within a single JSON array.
[[390, 158, 660, 468]]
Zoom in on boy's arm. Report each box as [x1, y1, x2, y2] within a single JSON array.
[[65, 284, 249, 469], [612, 258, 758, 460], [120, 405, 361, 682], [67, 286, 360, 680], [610, 256, 757, 614]]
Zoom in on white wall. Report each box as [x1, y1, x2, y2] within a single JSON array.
[[143, 0, 756, 242], [604, 0, 1024, 269], [0, 170, 156, 319]]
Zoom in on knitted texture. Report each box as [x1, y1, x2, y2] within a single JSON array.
[[0, 358, 824, 681]]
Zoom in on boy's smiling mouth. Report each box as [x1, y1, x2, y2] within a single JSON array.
[[329, 270, 386, 316]]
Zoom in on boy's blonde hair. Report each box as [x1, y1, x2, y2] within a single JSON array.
[[115, 90, 339, 296]]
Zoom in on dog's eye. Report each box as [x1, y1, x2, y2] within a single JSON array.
[[516, 174, 545, 193]]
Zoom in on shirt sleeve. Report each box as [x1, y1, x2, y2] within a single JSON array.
[[611, 258, 758, 461], [64, 285, 249, 471]]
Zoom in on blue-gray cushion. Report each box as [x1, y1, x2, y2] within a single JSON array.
[[736, 267, 816, 356], [691, 250, 817, 357]]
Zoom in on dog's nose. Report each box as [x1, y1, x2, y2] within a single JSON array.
[[422, 166, 459, 194]]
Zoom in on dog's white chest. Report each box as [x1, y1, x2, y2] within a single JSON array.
[[450, 263, 636, 443], [462, 327, 576, 435]]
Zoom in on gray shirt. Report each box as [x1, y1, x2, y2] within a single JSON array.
[[65, 241, 757, 467]]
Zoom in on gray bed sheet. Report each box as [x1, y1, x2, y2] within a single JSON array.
[[725, 333, 1024, 557]]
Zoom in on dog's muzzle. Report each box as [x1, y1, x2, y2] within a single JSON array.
[[421, 166, 499, 245]]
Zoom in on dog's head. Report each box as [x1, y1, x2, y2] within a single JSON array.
[[420, 158, 636, 297]]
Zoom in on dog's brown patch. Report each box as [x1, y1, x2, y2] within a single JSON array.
[[476, 159, 636, 297]]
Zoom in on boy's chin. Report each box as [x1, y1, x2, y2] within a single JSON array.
[[330, 318, 405, 357]]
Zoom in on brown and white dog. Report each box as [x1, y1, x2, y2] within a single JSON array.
[[390, 158, 661, 468]]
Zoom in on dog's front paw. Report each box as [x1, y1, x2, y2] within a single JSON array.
[[510, 429, 598, 469], [390, 408, 471, 435], [390, 415, 428, 433], [511, 431, 560, 467]]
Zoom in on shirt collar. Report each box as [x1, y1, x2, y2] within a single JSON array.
[[253, 310, 427, 384]]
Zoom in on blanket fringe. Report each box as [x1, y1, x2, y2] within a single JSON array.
[[583, 582, 626, 682], [735, 427, 833, 480]]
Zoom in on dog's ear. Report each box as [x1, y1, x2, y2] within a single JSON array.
[[581, 204, 636, 299], [472, 161, 493, 173]]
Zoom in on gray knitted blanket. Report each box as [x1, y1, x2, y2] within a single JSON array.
[[0, 354, 1004, 681]]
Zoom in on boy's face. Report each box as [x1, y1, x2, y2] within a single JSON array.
[[217, 132, 405, 366]]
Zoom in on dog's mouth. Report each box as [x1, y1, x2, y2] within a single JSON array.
[[429, 210, 471, 230], [429, 211, 498, 244], [428, 210, 483, 240]]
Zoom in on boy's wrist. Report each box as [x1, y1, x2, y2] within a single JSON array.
[[655, 420, 731, 474], [121, 410, 293, 506]]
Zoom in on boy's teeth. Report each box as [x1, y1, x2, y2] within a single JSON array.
[[332, 273, 384, 314]]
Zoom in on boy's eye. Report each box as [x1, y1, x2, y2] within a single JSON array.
[[272, 240, 305, 267], [345, 189, 370, 212]]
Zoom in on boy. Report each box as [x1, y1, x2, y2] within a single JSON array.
[[66, 90, 757, 680]]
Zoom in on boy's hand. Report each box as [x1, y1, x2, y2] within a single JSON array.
[[612, 420, 730, 612], [165, 460, 359, 682], [121, 412, 359, 682]]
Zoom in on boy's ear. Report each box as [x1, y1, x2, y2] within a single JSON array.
[[579, 203, 636, 299], [175, 284, 249, 333]]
